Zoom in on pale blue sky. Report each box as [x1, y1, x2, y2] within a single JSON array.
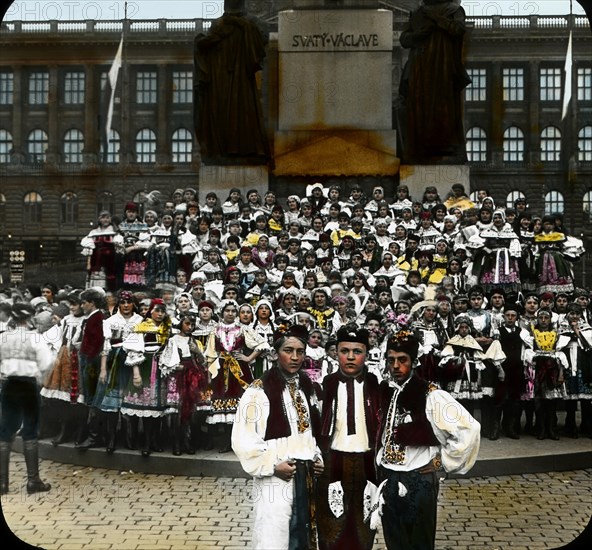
[[2, 0, 586, 21]]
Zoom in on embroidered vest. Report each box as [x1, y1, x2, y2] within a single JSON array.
[[259, 367, 320, 442], [379, 375, 440, 449], [319, 370, 381, 453]]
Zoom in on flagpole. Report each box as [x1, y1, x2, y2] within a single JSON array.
[[122, 1, 128, 189]]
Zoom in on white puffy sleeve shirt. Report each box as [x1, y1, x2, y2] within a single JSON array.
[[232, 382, 321, 478]]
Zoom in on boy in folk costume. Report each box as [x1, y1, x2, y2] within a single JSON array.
[[375, 331, 480, 550], [317, 326, 381, 550], [232, 323, 323, 550]]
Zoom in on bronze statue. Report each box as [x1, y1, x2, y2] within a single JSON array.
[[194, 0, 269, 164], [399, 0, 471, 164]]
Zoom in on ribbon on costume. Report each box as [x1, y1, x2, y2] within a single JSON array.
[[221, 352, 250, 391]]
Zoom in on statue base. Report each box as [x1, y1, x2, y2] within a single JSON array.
[[399, 164, 471, 203], [198, 164, 269, 205]]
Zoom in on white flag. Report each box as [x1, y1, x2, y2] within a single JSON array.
[[561, 31, 572, 121], [105, 37, 123, 149]]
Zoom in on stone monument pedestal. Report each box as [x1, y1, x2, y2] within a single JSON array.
[[198, 164, 269, 205], [399, 164, 471, 203], [271, 7, 398, 179]]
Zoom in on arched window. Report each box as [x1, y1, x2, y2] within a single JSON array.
[[97, 191, 115, 218], [0, 129, 12, 163], [506, 190, 526, 209], [26, 129, 48, 163], [100, 129, 120, 164], [63, 129, 84, 163], [171, 128, 192, 163], [583, 190, 592, 222], [60, 192, 78, 225], [540, 126, 561, 162], [544, 190, 564, 216], [503, 126, 525, 162], [135, 128, 156, 163], [23, 191, 42, 224], [466, 127, 487, 162], [579, 126, 592, 162]]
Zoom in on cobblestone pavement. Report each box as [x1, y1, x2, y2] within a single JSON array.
[[1, 454, 590, 550]]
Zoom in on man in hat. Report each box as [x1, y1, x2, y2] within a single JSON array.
[[376, 331, 480, 550], [317, 325, 381, 550], [0, 303, 54, 495], [75, 288, 106, 449], [232, 323, 323, 550]]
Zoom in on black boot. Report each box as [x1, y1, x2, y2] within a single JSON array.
[[547, 400, 560, 440], [51, 422, 68, 447], [77, 408, 101, 450], [564, 401, 579, 438], [142, 418, 153, 457], [23, 439, 51, 494], [0, 440, 11, 495], [581, 400, 592, 438], [480, 397, 492, 439], [150, 418, 164, 452], [506, 402, 520, 439], [219, 424, 232, 453], [105, 413, 118, 454], [125, 416, 138, 450], [524, 401, 536, 435], [74, 404, 89, 446], [536, 401, 547, 440], [171, 415, 182, 456], [489, 404, 502, 441], [201, 423, 214, 451], [182, 424, 195, 455]]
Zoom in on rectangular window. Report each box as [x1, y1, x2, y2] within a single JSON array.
[[0, 72, 13, 105], [136, 71, 157, 104], [64, 71, 85, 104], [28, 71, 49, 105], [172, 71, 193, 104], [465, 68, 487, 102], [578, 67, 592, 102], [540, 67, 562, 102], [503, 67, 524, 102]]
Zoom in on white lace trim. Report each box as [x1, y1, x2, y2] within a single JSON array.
[[120, 408, 166, 418], [206, 413, 235, 424], [40, 389, 73, 402]]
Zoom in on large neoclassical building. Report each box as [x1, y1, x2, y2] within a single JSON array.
[[0, 3, 591, 281]]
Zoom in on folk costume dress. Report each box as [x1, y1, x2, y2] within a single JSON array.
[[120, 318, 170, 418], [527, 326, 567, 401], [534, 230, 584, 294], [438, 333, 488, 403], [375, 374, 480, 550], [470, 223, 522, 295], [557, 319, 592, 437], [205, 321, 269, 424], [114, 220, 151, 289], [80, 225, 117, 291], [145, 228, 178, 290], [525, 324, 567, 439], [412, 317, 448, 384], [232, 367, 322, 550], [41, 312, 85, 404], [556, 320, 592, 400], [95, 311, 143, 413], [159, 333, 209, 420]]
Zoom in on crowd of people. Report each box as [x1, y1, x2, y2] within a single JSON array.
[[0, 182, 590, 471], [1, 180, 591, 546]]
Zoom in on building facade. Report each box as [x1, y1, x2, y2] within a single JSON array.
[[0, 10, 591, 281]]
